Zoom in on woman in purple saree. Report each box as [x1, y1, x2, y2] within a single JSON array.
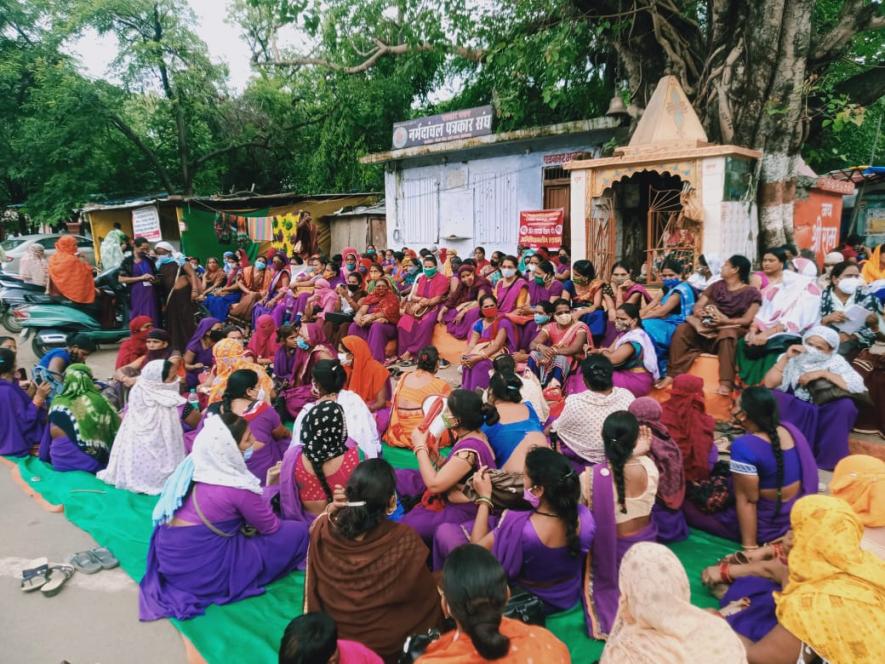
[[139, 412, 308, 621], [434, 448, 595, 613], [0, 348, 50, 457], [396, 389, 499, 545], [182, 317, 221, 390], [251, 253, 291, 328], [396, 254, 450, 362], [437, 264, 490, 339], [275, 322, 335, 419], [519, 258, 567, 351], [683, 387, 819, 546], [581, 411, 660, 639], [460, 295, 516, 391]]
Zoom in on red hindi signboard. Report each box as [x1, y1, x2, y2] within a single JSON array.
[[518, 209, 564, 249]]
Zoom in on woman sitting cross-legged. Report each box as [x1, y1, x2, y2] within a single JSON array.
[[580, 410, 660, 639], [481, 369, 547, 471], [584, 303, 659, 398], [551, 355, 635, 471], [139, 412, 309, 621], [397, 389, 499, 545], [267, 401, 362, 523], [384, 346, 452, 449], [460, 294, 516, 391], [293, 359, 380, 461], [527, 298, 589, 396], [306, 458, 443, 662], [763, 325, 867, 470], [434, 448, 595, 612], [683, 387, 818, 547], [98, 359, 187, 495], [41, 364, 120, 473], [600, 542, 748, 664], [416, 544, 571, 664], [202, 369, 290, 486]]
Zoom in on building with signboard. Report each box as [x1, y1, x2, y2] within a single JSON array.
[[360, 115, 624, 256]]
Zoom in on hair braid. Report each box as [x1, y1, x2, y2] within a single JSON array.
[[766, 416, 784, 515], [309, 455, 335, 503], [610, 459, 629, 514]]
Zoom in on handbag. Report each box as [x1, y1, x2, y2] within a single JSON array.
[[804, 378, 873, 407], [461, 470, 532, 510], [397, 592, 544, 663], [742, 335, 800, 360], [324, 311, 354, 325]]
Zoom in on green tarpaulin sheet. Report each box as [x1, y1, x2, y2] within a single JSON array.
[[6, 452, 735, 663]]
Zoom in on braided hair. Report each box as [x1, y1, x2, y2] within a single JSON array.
[[602, 411, 640, 514], [525, 447, 581, 556], [740, 387, 785, 513], [300, 400, 348, 502], [220, 369, 259, 413]]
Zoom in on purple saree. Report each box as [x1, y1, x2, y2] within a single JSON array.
[[771, 389, 857, 470], [461, 318, 517, 391], [397, 273, 450, 355], [130, 259, 161, 327], [38, 432, 103, 473], [0, 379, 48, 457], [443, 306, 482, 340]]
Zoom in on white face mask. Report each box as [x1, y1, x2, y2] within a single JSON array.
[[525, 264, 535, 273], [338, 352, 352, 366], [256, 388, 266, 402], [803, 343, 830, 362], [501, 267, 516, 279], [555, 312, 572, 325], [837, 276, 861, 295]]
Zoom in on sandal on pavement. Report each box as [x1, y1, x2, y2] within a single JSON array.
[[20, 561, 50, 593], [90, 547, 119, 570], [68, 550, 102, 575], [41, 565, 75, 597]]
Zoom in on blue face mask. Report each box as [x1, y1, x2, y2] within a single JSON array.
[[255, 261, 267, 270], [243, 446, 254, 461], [156, 255, 174, 267], [534, 313, 550, 325], [662, 277, 681, 291], [296, 338, 310, 351]]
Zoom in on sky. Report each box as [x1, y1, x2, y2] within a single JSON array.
[[67, 0, 256, 92]]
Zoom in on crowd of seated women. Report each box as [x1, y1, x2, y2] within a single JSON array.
[[3, 239, 885, 664]]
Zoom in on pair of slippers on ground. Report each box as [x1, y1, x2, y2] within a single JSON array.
[[20, 547, 119, 597]]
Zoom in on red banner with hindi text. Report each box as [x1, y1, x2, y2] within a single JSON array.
[[518, 209, 564, 249]]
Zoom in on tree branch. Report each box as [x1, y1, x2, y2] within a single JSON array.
[[105, 114, 177, 194], [190, 138, 271, 169], [811, 0, 885, 66], [262, 40, 485, 74], [833, 62, 885, 107]]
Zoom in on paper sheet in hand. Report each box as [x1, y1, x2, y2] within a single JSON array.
[[834, 305, 870, 334]]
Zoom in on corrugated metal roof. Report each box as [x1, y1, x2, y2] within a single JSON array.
[[81, 191, 382, 212]]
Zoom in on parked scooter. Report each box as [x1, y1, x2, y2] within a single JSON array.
[[0, 273, 53, 333]]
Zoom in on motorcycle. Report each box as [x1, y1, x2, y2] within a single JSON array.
[[0, 273, 54, 333], [15, 267, 209, 358]]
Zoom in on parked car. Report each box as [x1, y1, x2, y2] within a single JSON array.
[[0, 234, 95, 274]]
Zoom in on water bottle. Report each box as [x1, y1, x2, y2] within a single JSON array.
[[188, 389, 199, 408]]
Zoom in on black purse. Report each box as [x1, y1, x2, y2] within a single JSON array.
[[805, 378, 873, 407], [397, 592, 545, 663], [743, 335, 800, 360]]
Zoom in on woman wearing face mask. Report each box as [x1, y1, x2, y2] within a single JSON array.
[[324, 272, 367, 348], [269, 255, 326, 327], [493, 255, 530, 316], [737, 247, 821, 386], [119, 237, 161, 327], [245, 314, 278, 366], [515, 259, 568, 352], [763, 326, 866, 469], [819, 261, 879, 359], [206, 338, 274, 406], [153, 241, 200, 353], [275, 323, 336, 418], [580, 303, 659, 398], [571, 259, 611, 341], [397, 255, 450, 364], [98, 359, 188, 494], [203, 369, 289, 485], [641, 258, 697, 377], [461, 295, 517, 391], [203, 254, 243, 322], [292, 359, 380, 460], [608, 262, 652, 309], [347, 277, 400, 362], [397, 389, 500, 545], [338, 336, 391, 435], [340, 247, 364, 281], [435, 448, 595, 615], [686, 387, 818, 553], [306, 459, 443, 661], [528, 298, 589, 397], [140, 412, 309, 621], [228, 257, 272, 325], [115, 315, 154, 369], [182, 317, 222, 388], [251, 252, 292, 329], [384, 346, 452, 449], [579, 411, 660, 638], [397, 257, 422, 295], [437, 264, 491, 340]]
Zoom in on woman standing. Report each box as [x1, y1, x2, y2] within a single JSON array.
[[436, 448, 595, 613], [154, 242, 200, 353], [0, 348, 51, 456], [528, 298, 589, 393], [437, 264, 490, 340], [581, 411, 660, 639], [98, 359, 186, 495], [182, 317, 222, 389], [763, 326, 866, 469], [586, 303, 659, 397], [347, 278, 400, 362], [305, 459, 443, 662], [398, 389, 499, 544], [460, 295, 516, 391], [397, 254, 450, 363], [140, 412, 309, 621], [642, 258, 697, 376], [684, 387, 818, 546], [660, 255, 762, 395], [384, 347, 452, 449], [119, 238, 160, 327], [42, 364, 120, 473]]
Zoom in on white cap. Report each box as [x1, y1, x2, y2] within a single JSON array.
[[154, 241, 175, 253], [824, 251, 844, 265]]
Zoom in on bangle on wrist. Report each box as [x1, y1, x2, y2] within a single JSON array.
[[413, 446, 427, 454], [475, 496, 494, 509]]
